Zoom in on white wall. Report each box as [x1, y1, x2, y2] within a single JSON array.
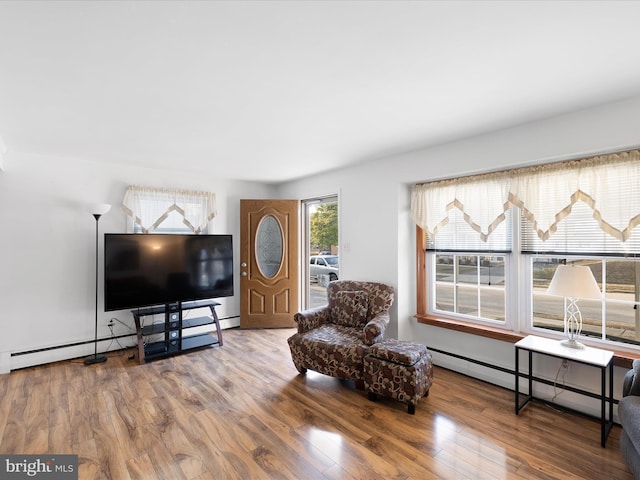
[[0, 152, 276, 371], [0, 136, 5, 171], [277, 95, 640, 418]]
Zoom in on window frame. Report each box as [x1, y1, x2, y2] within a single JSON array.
[[302, 195, 339, 310], [426, 251, 511, 329], [415, 224, 523, 342], [413, 150, 640, 365], [525, 254, 640, 346], [415, 225, 640, 365]]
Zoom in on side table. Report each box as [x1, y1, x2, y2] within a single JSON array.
[[514, 335, 614, 447]]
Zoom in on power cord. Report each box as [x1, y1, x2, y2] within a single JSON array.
[[103, 318, 137, 359], [111, 317, 136, 334], [551, 359, 569, 402]]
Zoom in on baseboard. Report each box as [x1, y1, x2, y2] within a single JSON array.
[[6, 316, 240, 372]]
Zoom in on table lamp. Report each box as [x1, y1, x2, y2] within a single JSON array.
[[547, 264, 601, 349]]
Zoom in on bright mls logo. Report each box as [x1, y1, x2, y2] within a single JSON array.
[[0, 455, 77, 479]]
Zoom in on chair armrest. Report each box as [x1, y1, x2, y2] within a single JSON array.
[[363, 312, 390, 346], [624, 359, 640, 397], [294, 306, 331, 334]]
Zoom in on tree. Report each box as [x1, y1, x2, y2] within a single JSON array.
[[310, 203, 338, 252]]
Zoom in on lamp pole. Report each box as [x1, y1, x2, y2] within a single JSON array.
[[85, 204, 110, 365]]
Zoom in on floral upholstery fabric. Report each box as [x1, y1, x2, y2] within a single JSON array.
[[288, 281, 395, 385], [330, 290, 369, 327], [288, 324, 368, 382], [364, 339, 433, 413], [327, 280, 394, 321], [293, 305, 330, 335], [367, 339, 427, 365], [363, 315, 386, 346]]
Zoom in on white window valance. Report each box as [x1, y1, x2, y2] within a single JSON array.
[[411, 149, 640, 242], [122, 185, 217, 234]]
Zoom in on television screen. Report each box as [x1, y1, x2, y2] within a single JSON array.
[[104, 234, 234, 311]]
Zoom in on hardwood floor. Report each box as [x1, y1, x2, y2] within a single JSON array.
[[0, 327, 633, 479]]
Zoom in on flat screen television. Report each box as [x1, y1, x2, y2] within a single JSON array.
[[104, 233, 234, 311]]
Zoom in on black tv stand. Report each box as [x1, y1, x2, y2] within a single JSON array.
[[132, 300, 223, 364]]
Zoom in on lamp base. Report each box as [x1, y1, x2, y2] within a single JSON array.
[[560, 339, 585, 349], [84, 354, 107, 365]]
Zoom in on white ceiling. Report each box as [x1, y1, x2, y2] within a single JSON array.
[[2, 1, 640, 183]]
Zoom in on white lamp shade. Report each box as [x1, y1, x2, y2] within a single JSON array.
[[547, 264, 601, 299], [91, 203, 111, 216]]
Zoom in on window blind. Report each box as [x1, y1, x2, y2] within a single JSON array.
[[521, 200, 640, 256], [426, 207, 512, 253]]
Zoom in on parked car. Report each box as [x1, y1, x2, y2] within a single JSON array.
[[309, 255, 339, 282]]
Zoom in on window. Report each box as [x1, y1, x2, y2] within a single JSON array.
[[531, 256, 640, 346], [427, 206, 511, 325], [122, 186, 216, 234], [132, 202, 206, 234], [303, 196, 339, 309], [413, 149, 640, 350], [432, 253, 507, 320]]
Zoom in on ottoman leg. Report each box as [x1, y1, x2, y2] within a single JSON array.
[[368, 392, 378, 402], [408, 404, 415, 415]]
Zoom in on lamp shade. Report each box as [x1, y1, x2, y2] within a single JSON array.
[[91, 203, 111, 216], [547, 264, 601, 299]]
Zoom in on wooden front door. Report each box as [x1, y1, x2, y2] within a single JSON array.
[[240, 199, 299, 328]]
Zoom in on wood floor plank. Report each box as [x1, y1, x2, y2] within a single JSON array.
[[0, 327, 633, 479], [191, 409, 272, 480], [48, 421, 72, 455], [67, 381, 98, 446], [126, 453, 156, 480], [171, 408, 241, 477], [74, 437, 100, 480], [0, 369, 13, 442], [48, 372, 70, 430], [253, 401, 338, 474], [159, 421, 209, 479], [92, 412, 132, 480], [238, 414, 328, 480], [105, 392, 149, 461], [23, 426, 48, 455], [1, 395, 27, 453]]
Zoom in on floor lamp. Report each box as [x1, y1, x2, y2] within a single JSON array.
[[547, 264, 601, 349], [84, 203, 111, 365]]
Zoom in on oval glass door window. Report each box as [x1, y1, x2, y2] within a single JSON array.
[[256, 214, 283, 278]]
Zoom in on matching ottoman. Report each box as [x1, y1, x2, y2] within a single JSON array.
[[364, 339, 433, 414]]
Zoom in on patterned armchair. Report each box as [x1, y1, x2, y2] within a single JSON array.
[[287, 280, 395, 389]]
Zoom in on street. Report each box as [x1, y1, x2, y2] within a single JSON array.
[[309, 284, 329, 309], [435, 283, 640, 343]]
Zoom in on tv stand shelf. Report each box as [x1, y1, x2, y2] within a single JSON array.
[[132, 300, 223, 364]]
